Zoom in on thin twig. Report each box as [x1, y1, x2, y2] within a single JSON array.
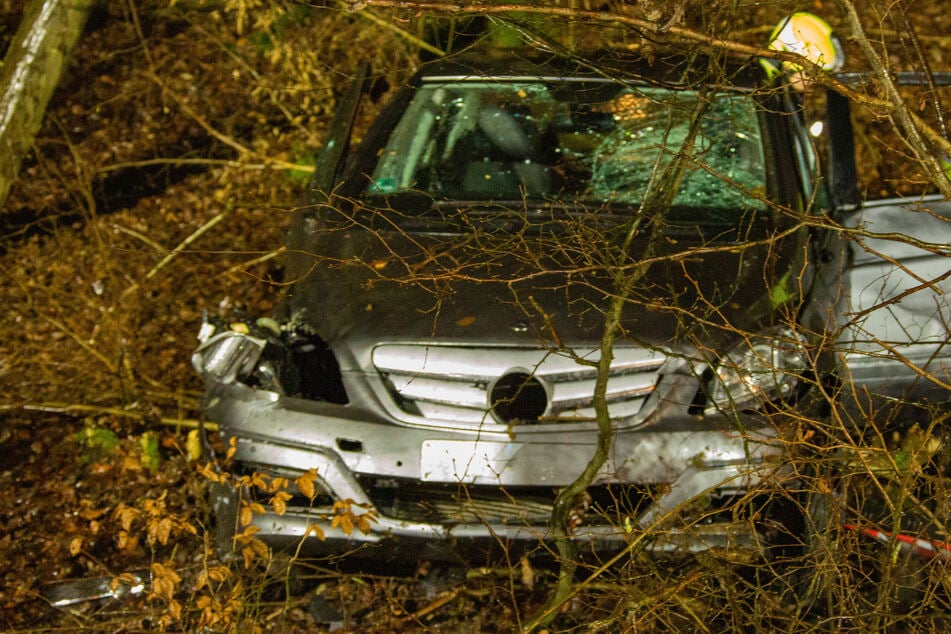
[[111, 223, 167, 254], [222, 247, 285, 276], [144, 208, 231, 281], [343, 1, 446, 57], [37, 313, 118, 374], [894, 3, 948, 139], [836, 0, 951, 200], [17, 402, 215, 431], [405, 587, 461, 622], [98, 157, 314, 174]]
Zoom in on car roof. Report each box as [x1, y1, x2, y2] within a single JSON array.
[[414, 49, 766, 90]]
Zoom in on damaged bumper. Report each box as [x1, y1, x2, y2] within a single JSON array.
[[200, 375, 786, 561]]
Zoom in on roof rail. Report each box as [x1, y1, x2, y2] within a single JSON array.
[[834, 71, 951, 86]]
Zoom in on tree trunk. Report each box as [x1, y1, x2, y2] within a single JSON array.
[[0, 0, 93, 211]]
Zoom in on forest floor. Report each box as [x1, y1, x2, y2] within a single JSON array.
[[1, 1, 950, 631]]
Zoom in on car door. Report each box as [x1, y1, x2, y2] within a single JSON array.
[[841, 196, 951, 403]]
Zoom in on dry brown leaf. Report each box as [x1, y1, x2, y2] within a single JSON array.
[[270, 491, 292, 516], [295, 468, 319, 500], [305, 524, 326, 541]]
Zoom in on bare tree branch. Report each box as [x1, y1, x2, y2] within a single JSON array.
[[835, 0, 951, 199]]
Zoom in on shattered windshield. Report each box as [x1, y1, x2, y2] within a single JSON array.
[[364, 80, 766, 214]]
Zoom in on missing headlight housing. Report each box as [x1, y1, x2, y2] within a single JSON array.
[[193, 318, 348, 403], [192, 330, 267, 386]]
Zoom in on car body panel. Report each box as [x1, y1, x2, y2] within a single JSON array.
[[841, 195, 951, 400]]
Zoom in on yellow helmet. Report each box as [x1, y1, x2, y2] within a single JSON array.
[[768, 12, 843, 73]]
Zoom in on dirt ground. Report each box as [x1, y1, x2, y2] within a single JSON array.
[[1, 1, 950, 631]]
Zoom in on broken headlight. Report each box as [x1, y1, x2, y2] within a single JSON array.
[[706, 327, 807, 413], [192, 318, 349, 403], [192, 327, 269, 386]]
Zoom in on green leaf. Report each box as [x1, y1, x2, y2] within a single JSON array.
[[75, 427, 119, 453], [139, 432, 161, 471]]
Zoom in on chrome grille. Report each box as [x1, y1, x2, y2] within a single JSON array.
[[372, 344, 664, 425]]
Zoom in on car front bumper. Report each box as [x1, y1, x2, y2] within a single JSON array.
[[203, 381, 789, 562]]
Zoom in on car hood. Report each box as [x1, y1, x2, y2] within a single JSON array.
[[282, 214, 805, 366]]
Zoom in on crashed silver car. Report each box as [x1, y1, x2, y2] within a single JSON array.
[[193, 52, 950, 562]]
